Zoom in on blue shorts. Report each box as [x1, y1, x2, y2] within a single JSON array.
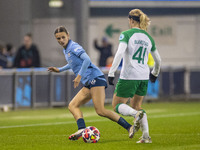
[[84, 75, 107, 89]]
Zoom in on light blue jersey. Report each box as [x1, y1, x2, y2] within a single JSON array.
[[63, 40, 104, 85]]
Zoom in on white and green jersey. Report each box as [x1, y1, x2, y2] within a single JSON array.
[[109, 28, 158, 80]]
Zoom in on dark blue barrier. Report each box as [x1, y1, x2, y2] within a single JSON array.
[[15, 75, 32, 107], [173, 70, 185, 95], [190, 71, 200, 94], [53, 75, 67, 102], [35, 74, 50, 104], [1, 67, 200, 108], [0, 73, 14, 106], [161, 71, 170, 96], [67, 73, 83, 103]]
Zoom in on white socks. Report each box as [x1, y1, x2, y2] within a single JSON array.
[[116, 103, 149, 138], [117, 103, 138, 117], [139, 113, 149, 138]]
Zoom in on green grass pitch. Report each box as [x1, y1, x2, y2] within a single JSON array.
[[0, 102, 200, 150]]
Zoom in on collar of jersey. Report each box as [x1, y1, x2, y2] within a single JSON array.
[[65, 39, 72, 51], [131, 27, 141, 30]]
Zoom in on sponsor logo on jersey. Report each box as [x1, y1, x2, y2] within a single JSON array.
[[91, 79, 96, 85], [119, 34, 124, 40]]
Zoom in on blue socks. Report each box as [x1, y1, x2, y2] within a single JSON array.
[[117, 117, 132, 130], [77, 117, 131, 131], [77, 118, 86, 130]]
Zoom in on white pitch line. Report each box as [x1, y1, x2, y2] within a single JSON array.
[[0, 112, 199, 129], [0, 112, 98, 120], [150, 112, 200, 118], [0, 109, 165, 121], [0, 119, 107, 129]]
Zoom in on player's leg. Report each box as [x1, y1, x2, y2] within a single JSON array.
[[127, 80, 149, 139], [113, 94, 139, 117], [68, 87, 92, 140], [112, 79, 142, 119], [133, 80, 151, 143], [90, 86, 133, 137], [131, 96, 151, 143], [112, 93, 129, 110]]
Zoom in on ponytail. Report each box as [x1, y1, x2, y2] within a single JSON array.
[[129, 9, 150, 31]]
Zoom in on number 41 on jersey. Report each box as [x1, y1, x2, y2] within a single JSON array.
[[132, 46, 147, 64]]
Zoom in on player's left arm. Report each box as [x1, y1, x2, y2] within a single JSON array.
[[150, 49, 161, 82], [73, 52, 91, 88]]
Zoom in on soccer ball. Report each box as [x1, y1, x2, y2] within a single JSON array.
[[82, 126, 100, 143]]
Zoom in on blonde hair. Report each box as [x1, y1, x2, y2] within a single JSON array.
[[129, 9, 150, 31]]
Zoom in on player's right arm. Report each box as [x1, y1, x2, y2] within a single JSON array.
[[108, 42, 127, 77], [108, 32, 128, 85], [48, 64, 71, 73]]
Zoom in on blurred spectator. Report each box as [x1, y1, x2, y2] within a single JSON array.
[[5, 43, 15, 68], [0, 44, 7, 69], [94, 37, 113, 67], [13, 33, 41, 68]]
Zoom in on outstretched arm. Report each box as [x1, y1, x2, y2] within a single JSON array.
[[48, 64, 71, 73], [58, 64, 71, 72]]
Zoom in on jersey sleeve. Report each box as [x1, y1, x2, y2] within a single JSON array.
[[58, 64, 71, 72], [149, 36, 156, 52], [108, 42, 127, 77], [78, 53, 91, 76], [150, 49, 161, 76], [119, 31, 129, 44], [71, 44, 85, 57]]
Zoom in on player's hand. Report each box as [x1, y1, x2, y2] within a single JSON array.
[[73, 75, 81, 88], [47, 67, 59, 73], [149, 73, 157, 83], [108, 77, 114, 85]]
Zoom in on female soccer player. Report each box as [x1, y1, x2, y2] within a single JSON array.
[[108, 9, 161, 143], [48, 26, 136, 140]]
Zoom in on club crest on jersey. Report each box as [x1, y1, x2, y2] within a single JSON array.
[[68, 53, 70, 57], [119, 34, 124, 40], [91, 79, 96, 85]]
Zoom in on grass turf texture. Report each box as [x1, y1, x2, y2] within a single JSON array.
[[0, 102, 200, 150]]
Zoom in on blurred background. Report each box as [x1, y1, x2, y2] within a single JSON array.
[[0, 0, 200, 109]]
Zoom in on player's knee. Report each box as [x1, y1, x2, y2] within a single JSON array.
[[68, 102, 74, 112], [95, 109, 106, 117]]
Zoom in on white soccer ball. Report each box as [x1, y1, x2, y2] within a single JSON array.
[[82, 126, 100, 143]]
